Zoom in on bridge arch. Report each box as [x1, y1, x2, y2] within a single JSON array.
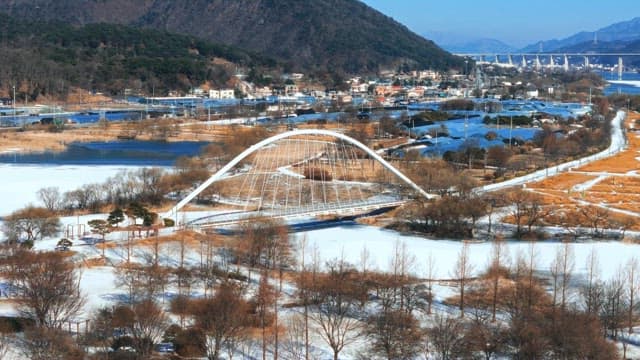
[[163, 129, 434, 220]]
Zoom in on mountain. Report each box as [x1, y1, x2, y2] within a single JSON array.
[[521, 17, 640, 52], [442, 39, 516, 54], [0, 15, 275, 98], [424, 31, 516, 54], [0, 0, 464, 75]]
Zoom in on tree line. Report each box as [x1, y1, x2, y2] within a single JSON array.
[[1, 219, 636, 359], [0, 14, 276, 98]]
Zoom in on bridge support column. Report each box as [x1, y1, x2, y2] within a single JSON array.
[[618, 57, 624, 80], [563, 54, 569, 71], [535, 55, 541, 70], [495, 54, 500, 64], [508, 54, 513, 66], [549, 55, 555, 67], [521, 55, 527, 68], [584, 56, 590, 69]]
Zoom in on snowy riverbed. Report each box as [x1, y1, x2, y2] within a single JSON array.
[[298, 224, 640, 281], [0, 164, 140, 217]]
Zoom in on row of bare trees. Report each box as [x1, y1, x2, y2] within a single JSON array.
[[1, 214, 637, 359], [397, 181, 636, 240]]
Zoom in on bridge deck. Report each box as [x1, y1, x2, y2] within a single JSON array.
[[190, 199, 406, 228]]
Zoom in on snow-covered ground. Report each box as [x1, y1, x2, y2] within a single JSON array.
[[0, 110, 637, 358], [0, 164, 140, 217], [298, 224, 640, 281]]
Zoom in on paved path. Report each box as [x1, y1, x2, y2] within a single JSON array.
[[476, 110, 627, 193]]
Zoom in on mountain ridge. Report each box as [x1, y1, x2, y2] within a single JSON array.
[[0, 0, 464, 75], [423, 31, 516, 53], [520, 17, 640, 53]]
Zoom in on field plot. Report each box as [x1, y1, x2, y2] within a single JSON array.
[[577, 118, 640, 173], [521, 112, 640, 231]]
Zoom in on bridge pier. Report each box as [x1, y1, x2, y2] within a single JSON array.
[[549, 55, 555, 67], [563, 54, 569, 71], [584, 56, 590, 69], [521, 55, 527, 68], [618, 57, 624, 80], [508, 54, 513, 66], [535, 55, 541, 70]]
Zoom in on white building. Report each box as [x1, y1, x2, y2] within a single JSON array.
[[209, 89, 235, 99]]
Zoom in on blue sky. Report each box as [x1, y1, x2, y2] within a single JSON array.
[[361, 0, 639, 47]]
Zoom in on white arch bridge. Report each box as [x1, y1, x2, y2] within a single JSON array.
[[163, 129, 435, 228]]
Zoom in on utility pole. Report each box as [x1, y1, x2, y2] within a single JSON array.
[[509, 115, 513, 148], [12, 85, 16, 122], [464, 114, 468, 140]]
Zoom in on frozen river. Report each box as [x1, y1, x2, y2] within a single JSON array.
[[298, 224, 640, 281]]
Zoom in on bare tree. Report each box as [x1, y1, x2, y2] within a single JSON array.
[[627, 257, 640, 334], [113, 300, 169, 357], [191, 281, 250, 360], [486, 235, 508, 322], [388, 240, 418, 312], [2, 206, 61, 246], [236, 217, 290, 275], [20, 326, 84, 360], [507, 189, 546, 237], [579, 206, 610, 237], [451, 242, 474, 317], [295, 235, 320, 360], [37, 186, 62, 212], [255, 272, 276, 360], [305, 258, 365, 360], [464, 314, 507, 360], [4, 250, 85, 328], [550, 243, 574, 314], [281, 313, 307, 360], [427, 313, 468, 360], [0, 323, 11, 360], [84, 307, 114, 358], [581, 248, 604, 316], [365, 309, 423, 360], [600, 270, 627, 340], [424, 253, 436, 315]]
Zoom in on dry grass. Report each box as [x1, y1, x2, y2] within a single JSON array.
[[528, 172, 595, 190], [520, 112, 640, 227], [576, 113, 640, 173]]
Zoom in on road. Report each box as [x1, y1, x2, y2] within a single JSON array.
[[476, 110, 627, 193]]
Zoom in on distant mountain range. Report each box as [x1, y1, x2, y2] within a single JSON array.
[[424, 31, 516, 54], [520, 17, 640, 53], [0, 0, 464, 75]]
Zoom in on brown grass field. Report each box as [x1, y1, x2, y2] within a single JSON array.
[[522, 112, 640, 230]]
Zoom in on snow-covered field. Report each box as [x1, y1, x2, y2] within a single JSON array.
[[299, 224, 640, 281], [0, 164, 139, 217], [0, 110, 638, 359]]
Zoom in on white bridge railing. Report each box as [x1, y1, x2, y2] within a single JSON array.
[[189, 198, 407, 228]]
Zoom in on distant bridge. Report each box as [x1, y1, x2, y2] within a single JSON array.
[[164, 129, 436, 227], [455, 52, 640, 79], [457, 52, 640, 57]]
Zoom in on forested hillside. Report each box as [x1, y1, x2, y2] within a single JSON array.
[[0, 0, 464, 75], [0, 16, 275, 99]]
